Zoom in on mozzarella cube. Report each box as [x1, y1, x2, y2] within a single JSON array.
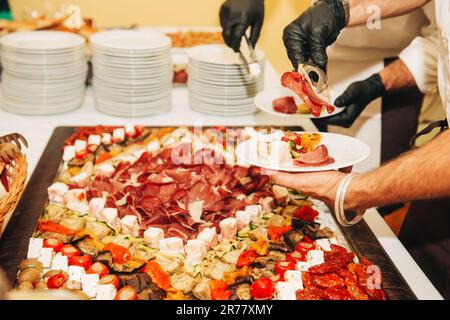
[[219, 218, 237, 241], [125, 124, 135, 136], [275, 281, 297, 300], [159, 237, 184, 253], [63, 145, 76, 162], [185, 239, 207, 266], [261, 197, 275, 213], [88, 198, 106, 218], [63, 189, 88, 213], [307, 250, 325, 267], [144, 227, 164, 248], [69, 265, 86, 282], [120, 215, 140, 237], [88, 135, 101, 146], [296, 261, 311, 272], [81, 273, 99, 298], [113, 128, 125, 142], [96, 163, 115, 178], [103, 208, 121, 230], [51, 253, 69, 272], [197, 227, 217, 248], [96, 284, 117, 300], [27, 238, 43, 259], [74, 139, 87, 152], [47, 182, 69, 203], [188, 200, 204, 223], [69, 171, 89, 188], [284, 270, 304, 291], [147, 141, 160, 152], [101, 133, 112, 145], [245, 205, 263, 221], [315, 238, 332, 251], [38, 247, 53, 268], [236, 210, 253, 229]]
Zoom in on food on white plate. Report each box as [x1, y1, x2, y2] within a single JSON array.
[[14, 126, 385, 300], [272, 96, 312, 115]]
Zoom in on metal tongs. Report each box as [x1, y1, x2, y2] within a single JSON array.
[[297, 62, 328, 94], [238, 34, 262, 79]]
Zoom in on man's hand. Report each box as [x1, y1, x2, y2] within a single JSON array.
[[219, 0, 264, 52], [314, 73, 386, 129], [282, 0, 347, 70]]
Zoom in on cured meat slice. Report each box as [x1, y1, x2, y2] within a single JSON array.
[[294, 145, 335, 166], [273, 96, 298, 114]]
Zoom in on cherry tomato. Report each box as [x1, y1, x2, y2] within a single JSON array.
[[275, 260, 296, 277], [115, 286, 137, 300], [250, 278, 275, 300], [43, 237, 64, 252], [68, 255, 92, 270], [47, 273, 68, 289], [59, 244, 80, 258], [87, 262, 110, 278], [100, 274, 120, 289]]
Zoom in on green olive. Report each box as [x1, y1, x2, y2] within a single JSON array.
[[19, 259, 43, 272], [18, 268, 39, 284], [17, 281, 34, 290]]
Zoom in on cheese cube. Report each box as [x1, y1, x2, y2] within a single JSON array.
[[88, 135, 101, 146], [103, 208, 121, 230], [88, 198, 106, 218], [197, 227, 217, 248], [159, 237, 184, 253], [65, 280, 82, 290], [125, 124, 135, 137], [81, 273, 100, 298], [219, 218, 237, 241], [144, 227, 164, 248], [284, 270, 304, 291], [63, 145, 76, 162], [188, 200, 204, 223], [296, 261, 311, 272], [113, 128, 125, 142], [74, 139, 87, 152], [95, 163, 115, 178], [147, 141, 160, 152], [68, 265, 86, 282], [38, 247, 53, 268], [307, 250, 325, 267], [27, 238, 43, 259], [96, 284, 117, 300], [51, 253, 69, 272], [63, 189, 88, 213], [236, 210, 253, 229], [315, 239, 332, 251], [185, 239, 207, 266], [275, 281, 297, 300], [120, 215, 140, 237], [47, 182, 69, 203], [69, 171, 89, 188], [245, 205, 263, 221], [101, 133, 112, 145]]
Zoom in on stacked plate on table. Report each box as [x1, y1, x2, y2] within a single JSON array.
[[188, 44, 265, 116], [90, 30, 173, 117], [0, 31, 87, 115]]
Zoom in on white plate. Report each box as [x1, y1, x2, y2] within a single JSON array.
[[255, 87, 345, 119], [90, 30, 171, 51], [188, 44, 264, 65], [0, 31, 85, 51], [235, 131, 371, 172]]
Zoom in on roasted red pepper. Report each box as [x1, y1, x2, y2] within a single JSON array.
[[43, 237, 64, 252], [250, 278, 275, 300], [47, 273, 68, 289], [275, 259, 296, 278], [236, 249, 258, 268], [142, 261, 171, 290], [268, 226, 292, 242], [59, 244, 80, 258], [294, 206, 319, 222], [38, 221, 75, 236], [87, 262, 110, 278], [209, 280, 232, 300], [104, 243, 131, 264]]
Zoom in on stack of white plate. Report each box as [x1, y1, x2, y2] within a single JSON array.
[[0, 31, 87, 115], [90, 30, 172, 117], [188, 44, 265, 116]]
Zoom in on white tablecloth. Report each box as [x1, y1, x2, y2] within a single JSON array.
[[0, 62, 442, 299]]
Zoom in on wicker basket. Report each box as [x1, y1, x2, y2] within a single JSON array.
[[0, 136, 28, 233]]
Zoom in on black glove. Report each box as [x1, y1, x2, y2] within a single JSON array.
[[220, 0, 264, 52], [283, 0, 347, 70], [313, 73, 386, 129]]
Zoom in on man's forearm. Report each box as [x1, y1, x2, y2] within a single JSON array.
[[379, 59, 418, 92], [346, 130, 450, 211], [347, 0, 431, 26]]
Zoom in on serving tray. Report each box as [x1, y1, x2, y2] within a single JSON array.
[[0, 126, 416, 300]]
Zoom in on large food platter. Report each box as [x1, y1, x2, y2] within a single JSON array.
[[0, 126, 415, 300]]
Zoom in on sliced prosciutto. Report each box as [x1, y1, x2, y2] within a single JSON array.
[[294, 145, 335, 167], [272, 96, 297, 114], [281, 72, 334, 117]]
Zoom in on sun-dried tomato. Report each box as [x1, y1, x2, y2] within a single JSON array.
[[320, 287, 352, 300], [309, 252, 355, 275], [301, 272, 315, 288], [313, 273, 345, 289], [295, 288, 322, 300]]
